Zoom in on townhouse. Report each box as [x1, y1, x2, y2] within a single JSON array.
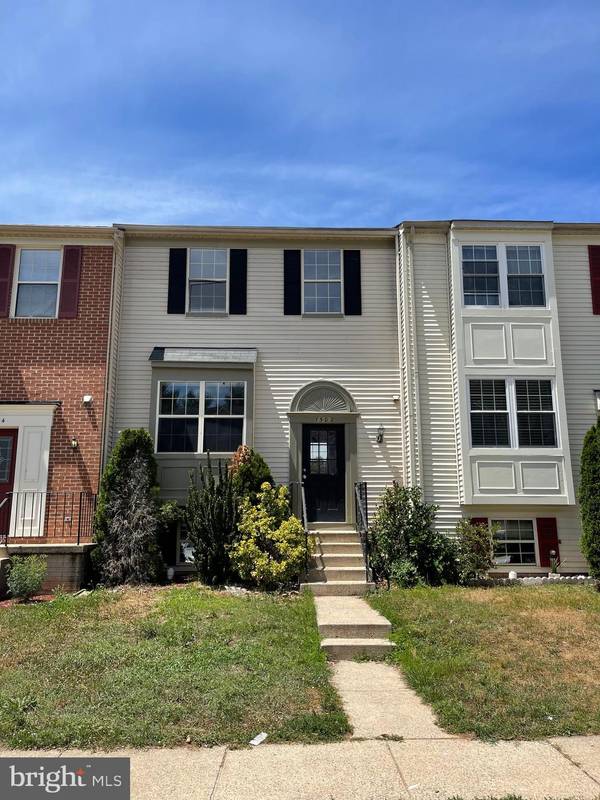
[[0, 225, 116, 588], [399, 221, 600, 575], [2, 219, 599, 588]]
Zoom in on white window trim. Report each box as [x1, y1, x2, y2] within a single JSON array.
[[155, 379, 246, 455], [301, 249, 344, 315], [11, 247, 63, 319], [186, 248, 230, 315], [460, 242, 548, 311], [468, 376, 560, 450], [489, 517, 540, 567]]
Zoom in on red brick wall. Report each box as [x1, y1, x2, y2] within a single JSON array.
[[0, 245, 113, 497]]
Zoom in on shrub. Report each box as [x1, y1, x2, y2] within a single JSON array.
[[93, 429, 165, 586], [7, 555, 47, 601], [579, 419, 600, 579], [369, 483, 458, 586], [230, 482, 309, 589], [229, 445, 273, 504], [184, 456, 239, 585], [389, 559, 422, 588], [455, 519, 495, 583]]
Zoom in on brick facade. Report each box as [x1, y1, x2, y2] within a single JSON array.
[[0, 245, 113, 501]]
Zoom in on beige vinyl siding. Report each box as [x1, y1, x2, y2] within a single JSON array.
[[411, 237, 461, 532], [553, 236, 600, 571], [102, 229, 124, 465], [113, 241, 402, 506]]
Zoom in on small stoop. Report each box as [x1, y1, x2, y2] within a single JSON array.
[[314, 595, 394, 661], [301, 524, 372, 597]]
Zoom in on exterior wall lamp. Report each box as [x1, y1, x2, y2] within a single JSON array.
[[377, 425, 385, 444], [594, 390, 600, 414], [71, 437, 79, 450], [82, 395, 93, 407]]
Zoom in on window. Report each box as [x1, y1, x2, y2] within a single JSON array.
[[188, 249, 227, 313], [516, 379, 557, 447], [462, 245, 499, 306], [492, 519, 537, 565], [507, 246, 545, 307], [309, 429, 338, 475], [157, 380, 245, 453], [461, 243, 547, 308], [469, 379, 510, 447], [157, 383, 199, 452], [204, 381, 245, 452], [14, 250, 61, 317], [304, 250, 342, 313]]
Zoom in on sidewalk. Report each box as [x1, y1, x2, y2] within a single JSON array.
[[5, 735, 600, 800]]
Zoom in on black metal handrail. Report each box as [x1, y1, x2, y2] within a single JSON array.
[[289, 481, 310, 575], [0, 491, 97, 545], [354, 481, 370, 579]]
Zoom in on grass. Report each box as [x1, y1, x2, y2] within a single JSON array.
[[369, 583, 600, 741], [0, 585, 349, 749]]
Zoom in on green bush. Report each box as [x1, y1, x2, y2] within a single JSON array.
[[369, 483, 458, 586], [93, 429, 165, 586], [7, 555, 47, 601], [579, 419, 600, 579], [230, 483, 309, 589], [455, 519, 496, 583], [229, 445, 273, 504], [184, 456, 239, 585]]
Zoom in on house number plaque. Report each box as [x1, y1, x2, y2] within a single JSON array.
[[315, 416, 333, 423]]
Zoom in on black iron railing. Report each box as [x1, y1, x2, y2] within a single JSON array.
[[354, 481, 370, 578], [289, 481, 310, 574], [0, 491, 97, 545]]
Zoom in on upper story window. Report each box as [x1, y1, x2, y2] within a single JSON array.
[[461, 243, 546, 308], [469, 377, 558, 449], [14, 249, 61, 318], [515, 379, 556, 447], [157, 380, 245, 453], [506, 246, 545, 307], [469, 379, 510, 447], [188, 249, 228, 313], [462, 246, 499, 306], [303, 250, 342, 313]]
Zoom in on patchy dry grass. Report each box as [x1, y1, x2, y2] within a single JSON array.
[[369, 584, 600, 740], [0, 586, 349, 749]]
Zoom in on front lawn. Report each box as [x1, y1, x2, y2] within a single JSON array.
[[0, 585, 349, 748], [369, 584, 600, 740]]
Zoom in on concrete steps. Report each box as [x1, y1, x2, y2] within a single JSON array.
[[320, 638, 394, 659], [314, 595, 394, 660], [306, 581, 374, 596]]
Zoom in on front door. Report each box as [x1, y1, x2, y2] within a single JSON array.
[[0, 429, 18, 537], [302, 424, 345, 522]]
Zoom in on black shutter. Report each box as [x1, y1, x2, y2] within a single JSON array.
[[167, 248, 187, 314], [229, 249, 247, 314], [343, 250, 362, 315], [284, 250, 302, 315]]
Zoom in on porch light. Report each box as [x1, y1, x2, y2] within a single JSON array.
[[82, 395, 93, 407], [377, 425, 385, 444], [594, 390, 600, 414], [71, 437, 79, 450]]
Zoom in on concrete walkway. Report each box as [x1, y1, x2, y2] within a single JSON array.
[[331, 661, 452, 740], [11, 737, 600, 799]]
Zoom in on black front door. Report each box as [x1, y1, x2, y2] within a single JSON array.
[[302, 424, 345, 522]]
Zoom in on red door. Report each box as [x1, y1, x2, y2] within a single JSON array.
[[0, 429, 18, 538]]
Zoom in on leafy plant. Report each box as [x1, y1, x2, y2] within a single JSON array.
[[579, 418, 600, 579], [369, 483, 458, 587], [93, 429, 165, 586], [6, 555, 47, 601], [455, 519, 496, 583], [184, 456, 239, 585], [230, 482, 309, 588], [229, 445, 273, 504]]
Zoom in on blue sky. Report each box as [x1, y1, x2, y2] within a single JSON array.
[[1, 0, 599, 226]]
